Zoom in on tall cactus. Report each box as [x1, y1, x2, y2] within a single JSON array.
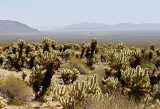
[[29, 65, 46, 100]]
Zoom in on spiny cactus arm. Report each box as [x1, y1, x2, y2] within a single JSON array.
[[58, 97, 74, 109], [103, 76, 121, 91], [0, 93, 7, 108]]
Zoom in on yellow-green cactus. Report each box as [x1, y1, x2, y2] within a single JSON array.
[[0, 93, 7, 108], [121, 66, 158, 100], [29, 65, 46, 99], [58, 97, 74, 109], [60, 68, 80, 84], [102, 76, 121, 93]]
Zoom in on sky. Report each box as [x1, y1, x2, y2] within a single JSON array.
[[0, 0, 160, 27]]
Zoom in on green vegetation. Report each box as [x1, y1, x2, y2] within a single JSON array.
[[0, 37, 160, 108]]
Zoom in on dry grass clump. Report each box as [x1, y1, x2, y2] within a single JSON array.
[[0, 75, 33, 104], [63, 58, 89, 75], [82, 92, 143, 109], [92, 64, 107, 92]]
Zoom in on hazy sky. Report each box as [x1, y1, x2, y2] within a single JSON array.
[[0, 0, 160, 27]]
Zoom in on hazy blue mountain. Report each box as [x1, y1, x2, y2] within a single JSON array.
[[35, 26, 60, 31], [0, 20, 41, 35], [58, 22, 160, 31]]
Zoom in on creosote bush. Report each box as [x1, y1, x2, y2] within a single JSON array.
[[0, 75, 33, 103]]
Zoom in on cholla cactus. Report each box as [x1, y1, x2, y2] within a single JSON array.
[[80, 42, 85, 58], [74, 51, 81, 58], [52, 85, 68, 97], [91, 38, 97, 58], [121, 66, 158, 100], [6, 53, 22, 71], [0, 93, 7, 108], [36, 50, 62, 99], [110, 53, 129, 71], [42, 37, 52, 52], [28, 51, 37, 69], [51, 40, 57, 50], [105, 66, 112, 77], [17, 39, 25, 59], [129, 51, 143, 68], [25, 44, 35, 56], [0, 54, 4, 65], [29, 65, 46, 99], [59, 97, 74, 109], [154, 57, 160, 69], [144, 50, 155, 60], [102, 76, 121, 93], [63, 49, 72, 60], [60, 68, 80, 85], [17, 39, 25, 50], [150, 43, 156, 51], [117, 42, 125, 49], [52, 75, 101, 108]]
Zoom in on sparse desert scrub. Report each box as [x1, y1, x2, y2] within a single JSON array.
[[1, 37, 160, 109], [62, 58, 89, 75], [82, 92, 137, 109], [0, 75, 33, 104]]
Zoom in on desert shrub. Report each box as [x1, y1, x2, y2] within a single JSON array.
[[0, 75, 33, 103], [82, 92, 143, 109], [63, 58, 89, 75], [92, 64, 107, 92]]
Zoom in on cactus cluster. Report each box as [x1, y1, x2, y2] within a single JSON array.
[[0, 93, 7, 108], [59, 68, 80, 85], [1, 37, 160, 108], [121, 66, 158, 100], [51, 74, 101, 108]]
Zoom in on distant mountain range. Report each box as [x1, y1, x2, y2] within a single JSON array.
[[1, 20, 160, 34], [0, 20, 41, 35], [37, 22, 160, 31]]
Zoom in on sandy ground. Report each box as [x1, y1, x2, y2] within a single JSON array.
[[0, 68, 63, 109]]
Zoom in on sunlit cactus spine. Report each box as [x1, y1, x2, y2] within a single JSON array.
[[117, 42, 125, 49], [51, 40, 57, 50], [59, 97, 75, 109]]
